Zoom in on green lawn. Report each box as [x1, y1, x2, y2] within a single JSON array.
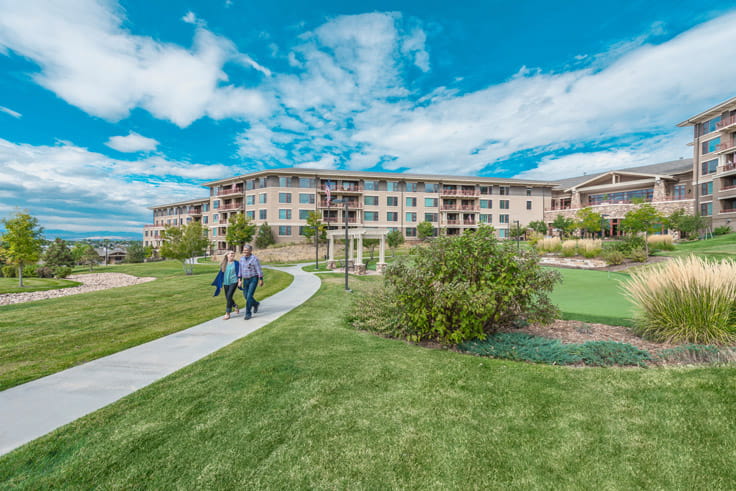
[[0, 261, 293, 390], [548, 267, 634, 326], [2, 275, 735, 488], [0, 277, 80, 294], [657, 232, 736, 260]]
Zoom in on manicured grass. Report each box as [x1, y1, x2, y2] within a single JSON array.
[[548, 267, 634, 326], [0, 277, 80, 294], [0, 261, 293, 390], [657, 232, 736, 260], [2, 275, 736, 488]]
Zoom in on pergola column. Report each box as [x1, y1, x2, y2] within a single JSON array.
[[377, 235, 387, 274], [355, 234, 365, 274], [327, 235, 336, 269]]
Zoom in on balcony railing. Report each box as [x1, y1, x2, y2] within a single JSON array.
[[716, 142, 736, 154], [441, 205, 457, 210], [440, 189, 479, 197], [218, 204, 243, 211], [720, 184, 736, 192], [216, 187, 244, 196], [318, 200, 362, 208], [446, 219, 460, 225], [322, 185, 362, 193], [460, 205, 478, 211], [721, 162, 736, 173], [720, 208, 736, 214], [716, 115, 736, 130], [187, 207, 202, 215], [463, 220, 476, 225]]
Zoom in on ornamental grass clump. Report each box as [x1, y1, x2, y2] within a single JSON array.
[[624, 256, 736, 344], [577, 239, 602, 258], [561, 240, 578, 257], [349, 225, 560, 344], [647, 234, 674, 250], [536, 237, 561, 253]]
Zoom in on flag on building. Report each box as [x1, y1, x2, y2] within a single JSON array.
[[325, 183, 331, 206]]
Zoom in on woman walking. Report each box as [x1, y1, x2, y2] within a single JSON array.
[[220, 250, 241, 319]]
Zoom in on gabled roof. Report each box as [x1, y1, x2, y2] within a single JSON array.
[[552, 159, 692, 191], [677, 96, 736, 126]]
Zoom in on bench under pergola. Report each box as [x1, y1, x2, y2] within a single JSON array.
[[326, 227, 389, 274]]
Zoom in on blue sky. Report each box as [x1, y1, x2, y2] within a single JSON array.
[[2, 0, 736, 238]]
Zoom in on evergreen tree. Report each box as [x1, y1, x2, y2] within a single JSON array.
[[81, 245, 100, 271], [255, 222, 275, 249], [43, 238, 74, 270], [386, 230, 404, 256], [125, 242, 147, 263]]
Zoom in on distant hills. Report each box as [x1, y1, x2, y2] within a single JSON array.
[[43, 230, 142, 241]]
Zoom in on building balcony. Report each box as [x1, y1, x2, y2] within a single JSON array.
[[321, 185, 362, 193], [715, 142, 736, 155], [719, 208, 736, 214], [460, 204, 479, 211], [187, 207, 202, 215], [716, 115, 736, 132], [440, 189, 479, 197], [720, 162, 736, 177], [463, 220, 476, 225], [441, 205, 457, 211], [318, 200, 362, 208], [719, 184, 736, 197], [218, 203, 243, 211], [216, 187, 244, 197]]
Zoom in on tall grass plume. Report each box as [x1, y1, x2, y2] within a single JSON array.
[[624, 256, 736, 345]]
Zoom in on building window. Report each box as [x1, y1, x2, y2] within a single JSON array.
[[279, 177, 290, 187], [364, 211, 379, 221], [299, 209, 310, 219], [406, 212, 417, 222], [406, 197, 417, 207], [499, 186, 510, 195], [425, 183, 438, 193], [480, 214, 492, 223], [202, 216, 209, 224], [212, 228, 217, 237], [386, 182, 399, 192], [480, 186, 492, 195], [406, 227, 417, 237], [701, 182, 713, 196], [500, 200, 510, 209], [257, 177, 267, 189], [279, 226, 292, 236], [259, 209, 267, 220], [406, 182, 417, 192], [203, 204, 209, 212], [387, 196, 398, 206], [701, 159, 718, 175], [526, 188, 532, 196], [299, 193, 315, 204], [299, 178, 315, 188], [364, 196, 379, 206], [424, 197, 438, 207], [700, 202, 712, 216], [480, 199, 492, 209], [246, 211, 254, 220], [673, 185, 686, 199], [299, 226, 307, 236], [259, 193, 267, 204], [279, 209, 292, 220], [499, 214, 509, 224], [424, 213, 438, 222], [246, 195, 255, 205], [213, 200, 220, 209], [387, 212, 398, 222], [526, 200, 532, 210], [702, 137, 721, 154], [498, 229, 508, 238], [279, 193, 292, 204], [364, 180, 378, 191], [213, 214, 219, 223], [246, 180, 254, 190]]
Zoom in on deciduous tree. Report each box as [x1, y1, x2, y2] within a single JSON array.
[[551, 214, 576, 238], [0, 211, 44, 287], [225, 213, 256, 252], [386, 230, 404, 256], [621, 203, 663, 256], [575, 207, 603, 238], [417, 221, 434, 241], [159, 222, 209, 275]]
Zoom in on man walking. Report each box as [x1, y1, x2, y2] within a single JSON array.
[[238, 244, 264, 320]]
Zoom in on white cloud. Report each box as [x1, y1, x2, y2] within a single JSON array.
[[0, 0, 271, 127], [0, 105, 21, 118], [0, 138, 222, 233], [105, 131, 159, 152]]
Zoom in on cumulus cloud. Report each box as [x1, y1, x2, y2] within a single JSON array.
[[0, 0, 271, 127], [105, 131, 159, 152], [0, 138, 222, 233]]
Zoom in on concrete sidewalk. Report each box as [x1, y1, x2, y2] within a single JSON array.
[[0, 264, 321, 457]]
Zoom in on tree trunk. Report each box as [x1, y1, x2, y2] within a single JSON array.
[[18, 264, 24, 288]]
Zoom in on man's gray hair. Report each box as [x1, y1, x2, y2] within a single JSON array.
[[243, 244, 253, 251]]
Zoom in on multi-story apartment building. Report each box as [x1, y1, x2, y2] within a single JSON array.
[[545, 159, 694, 236], [143, 197, 209, 250], [145, 168, 555, 252], [678, 96, 736, 229]]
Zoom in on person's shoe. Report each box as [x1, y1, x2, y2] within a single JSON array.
[[253, 302, 259, 314], [223, 314, 230, 320], [234, 307, 240, 314], [244, 315, 252, 320]]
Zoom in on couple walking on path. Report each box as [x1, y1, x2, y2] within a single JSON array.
[[213, 244, 264, 320]]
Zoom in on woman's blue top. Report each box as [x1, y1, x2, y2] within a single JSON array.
[[224, 261, 238, 285]]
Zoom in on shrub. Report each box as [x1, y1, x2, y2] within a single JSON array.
[[35, 266, 54, 278], [656, 344, 736, 364], [2, 265, 17, 278], [23, 264, 37, 277], [349, 226, 560, 344], [601, 250, 625, 266], [604, 236, 645, 255], [54, 266, 73, 278], [629, 247, 648, 262], [536, 237, 561, 253], [624, 256, 736, 344], [526, 231, 544, 246], [714, 226, 732, 236], [647, 234, 674, 251], [458, 333, 651, 366], [561, 240, 577, 257]]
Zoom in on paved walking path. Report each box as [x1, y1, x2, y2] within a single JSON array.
[[0, 264, 321, 457]]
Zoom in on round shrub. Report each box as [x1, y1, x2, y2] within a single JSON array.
[[629, 247, 648, 262], [602, 250, 625, 266], [349, 225, 561, 344], [54, 266, 73, 278], [35, 266, 54, 278], [2, 265, 17, 278], [625, 256, 736, 344]]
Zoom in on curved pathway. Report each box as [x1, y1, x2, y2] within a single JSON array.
[[0, 264, 321, 456]]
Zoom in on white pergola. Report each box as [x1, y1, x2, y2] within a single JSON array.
[[326, 227, 389, 274]]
